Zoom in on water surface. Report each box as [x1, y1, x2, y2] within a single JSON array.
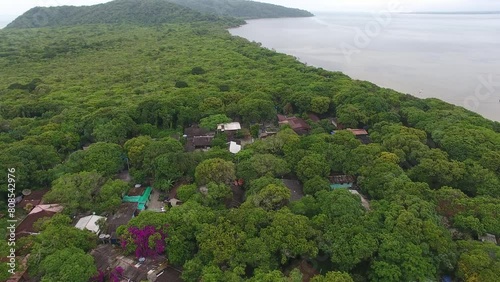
[[229, 13, 500, 121]]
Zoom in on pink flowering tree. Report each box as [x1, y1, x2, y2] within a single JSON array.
[[121, 225, 168, 258], [91, 267, 124, 282]]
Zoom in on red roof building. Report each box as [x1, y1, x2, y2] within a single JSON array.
[[17, 189, 49, 211], [278, 115, 311, 135], [16, 204, 63, 239]]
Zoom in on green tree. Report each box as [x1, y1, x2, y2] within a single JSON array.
[[64, 142, 124, 177], [39, 247, 97, 282], [246, 183, 291, 211], [199, 114, 231, 130], [43, 171, 106, 214], [261, 208, 318, 264], [456, 240, 500, 282], [195, 158, 235, 186], [237, 154, 290, 182], [310, 96, 330, 114], [296, 154, 329, 182], [303, 176, 330, 195], [311, 271, 353, 282]]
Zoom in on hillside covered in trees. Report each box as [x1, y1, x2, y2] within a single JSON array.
[[5, 0, 240, 29], [5, 0, 312, 29], [0, 1, 499, 282], [165, 0, 313, 19]]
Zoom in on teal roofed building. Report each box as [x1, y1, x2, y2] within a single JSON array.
[[123, 185, 152, 210], [329, 175, 356, 190]]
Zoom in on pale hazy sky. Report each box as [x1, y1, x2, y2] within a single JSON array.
[[1, 0, 500, 17]]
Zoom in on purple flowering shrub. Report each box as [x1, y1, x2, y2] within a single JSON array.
[[91, 267, 124, 282], [121, 225, 168, 258]]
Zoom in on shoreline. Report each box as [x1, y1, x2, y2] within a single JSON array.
[[228, 15, 500, 122]]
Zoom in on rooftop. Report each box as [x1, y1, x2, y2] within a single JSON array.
[[123, 187, 153, 210], [229, 141, 241, 154], [17, 189, 49, 210], [127, 186, 146, 197], [193, 136, 213, 147], [106, 203, 137, 236], [217, 122, 241, 132], [347, 128, 369, 136], [75, 215, 106, 233], [184, 125, 211, 138], [329, 175, 356, 184], [278, 115, 310, 134], [16, 205, 63, 239], [91, 244, 168, 282]]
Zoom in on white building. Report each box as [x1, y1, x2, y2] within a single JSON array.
[[75, 215, 106, 234], [229, 141, 241, 154], [217, 122, 241, 132]]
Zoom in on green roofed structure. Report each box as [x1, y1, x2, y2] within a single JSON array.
[[123, 186, 152, 210]]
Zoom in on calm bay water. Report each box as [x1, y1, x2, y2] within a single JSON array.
[[229, 13, 500, 121]]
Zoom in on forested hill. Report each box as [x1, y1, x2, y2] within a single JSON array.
[[165, 0, 314, 19], [5, 0, 244, 29]]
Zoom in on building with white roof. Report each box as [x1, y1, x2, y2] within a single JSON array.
[[75, 215, 106, 234], [229, 141, 241, 154], [217, 122, 241, 132]]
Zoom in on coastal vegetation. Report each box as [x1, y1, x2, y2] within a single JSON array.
[[0, 0, 499, 281]]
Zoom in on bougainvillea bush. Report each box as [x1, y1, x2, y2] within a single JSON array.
[[121, 225, 168, 258], [91, 266, 125, 282]]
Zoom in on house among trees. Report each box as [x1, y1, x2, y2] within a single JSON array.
[[278, 115, 311, 135], [91, 244, 179, 282], [106, 203, 138, 244], [16, 189, 49, 212], [123, 185, 153, 210], [75, 214, 106, 234], [329, 175, 356, 190], [347, 128, 371, 144], [15, 204, 63, 239], [217, 122, 241, 132], [229, 141, 241, 154], [184, 125, 215, 152]]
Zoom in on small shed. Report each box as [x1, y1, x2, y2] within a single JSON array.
[[75, 215, 106, 234], [347, 128, 371, 144]]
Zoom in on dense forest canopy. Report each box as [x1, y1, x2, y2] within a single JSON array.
[[0, 1, 499, 281]]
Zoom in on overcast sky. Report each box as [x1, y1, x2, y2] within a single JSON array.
[[1, 0, 500, 18]]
